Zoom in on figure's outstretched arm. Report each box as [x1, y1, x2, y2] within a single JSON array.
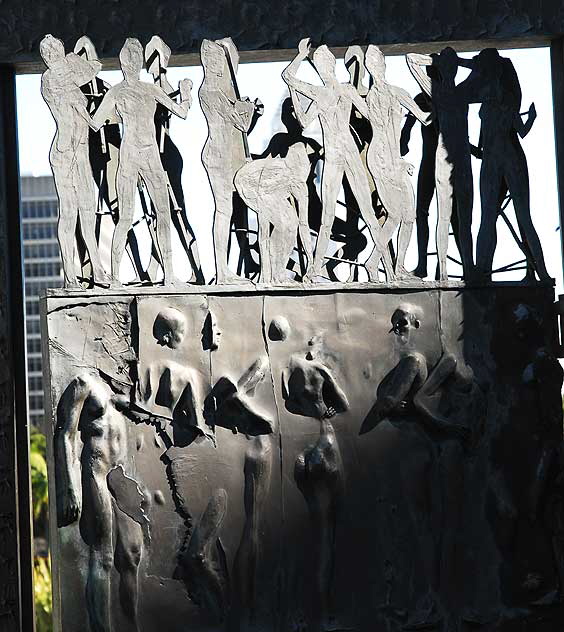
[[55, 374, 90, 527], [155, 78, 193, 119], [359, 353, 426, 435], [318, 365, 350, 413], [346, 84, 369, 119], [396, 87, 432, 126], [289, 86, 318, 129], [282, 38, 320, 102], [91, 89, 118, 132], [413, 353, 471, 441], [406, 53, 433, 97], [514, 102, 536, 139]]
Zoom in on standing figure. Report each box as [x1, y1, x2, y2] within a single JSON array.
[[40, 34, 109, 287], [199, 38, 263, 284], [399, 73, 439, 278], [282, 38, 394, 282], [145, 36, 204, 284], [359, 305, 439, 627], [283, 345, 349, 630], [295, 419, 344, 631], [413, 352, 484, 627], [460, 49, 550, 283], [407, 48, 476, 281], [92, 38, 192, 285], [74, 36, 147, 282], [55, 373, 145, 632], [235, 143, 313, 283], [363, 45, 431, 278]]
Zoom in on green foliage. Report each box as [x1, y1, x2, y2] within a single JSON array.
[[30, 426, 52, 631], [34, 556, 52, 632], [30, 427, 48, 523]]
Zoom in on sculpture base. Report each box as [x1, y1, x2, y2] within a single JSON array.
[[41, 282, 562, 631]]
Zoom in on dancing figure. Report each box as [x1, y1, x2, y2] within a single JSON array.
[[40, 34, 109, 287], [199, 38, 263, 284], [363, 45, 431, 278], [92, 38, 192, 285], [282, 38, 394, 282], [407, 48, 476, 281]]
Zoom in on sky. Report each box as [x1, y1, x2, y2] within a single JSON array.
[[15, 46, 563, 290]]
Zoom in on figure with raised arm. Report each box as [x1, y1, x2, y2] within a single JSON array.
[[406, 48, 476, 282], [363, 45, 432, 278], [145, 36, 204, 284], [92, 38, 192, 285], [55, 373, 146, 632], [235, 143, 313, 283], [73, 36, 148, 283], [40, 34, 110, 288], [199, 38, 263, 284], [282, 38, 394, 282], [459, 48, 550, 283]]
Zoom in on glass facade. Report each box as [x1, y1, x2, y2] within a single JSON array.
[[20, 175, 62, 428]]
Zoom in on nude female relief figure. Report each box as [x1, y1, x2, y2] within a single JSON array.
[[40, 34, 109, 287], [282, 38, 394, 282], [362, 45, 431, 278], [92, 38, 192, 285], [199, 38, 263, 284]]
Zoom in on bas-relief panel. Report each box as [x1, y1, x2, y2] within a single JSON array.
[[42, 284, 564, 631]]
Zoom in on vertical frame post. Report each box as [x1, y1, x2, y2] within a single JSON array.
[[550, 38, 564, 274], [0, 64, 35, 631]]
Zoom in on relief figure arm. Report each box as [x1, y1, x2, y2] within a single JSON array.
[[513, 102, 536, 139], [91, 89, 117, 132], [155, 78, 193, 119], [406, 53, 433, 97], [396, 87, 432, 126], [289, 86, 318, 129], [282, 38, 320, 102], [360, 354, 426, 434], [414, 353, 471, 441], [55, 375, 90, 527]]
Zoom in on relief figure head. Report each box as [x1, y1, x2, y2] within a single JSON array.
[[40, 35, 65, 68], [365, 45, 386, 81], [200, 39, 226, 77], [390, 304, 422, 346], [119, 38, 144, 80], [153, 307, 187, 349], [313, 45, 336, 84]]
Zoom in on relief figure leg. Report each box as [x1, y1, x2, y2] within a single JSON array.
[[113, 163, 138, 282], [505, 162, 550, 281], [52, 163, 79, 286], [453, 159, 475, 280], [314, 159, 343, 278], [113, 502, 143, 630], [345, 156, 395, 281], [80, 467, 113, 632], [413, 151, 436, 277], [77, 151, 109, 284], [142, 161, 176, 284], [476, 160, 501, 281], [434, 143, 454, 282]]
